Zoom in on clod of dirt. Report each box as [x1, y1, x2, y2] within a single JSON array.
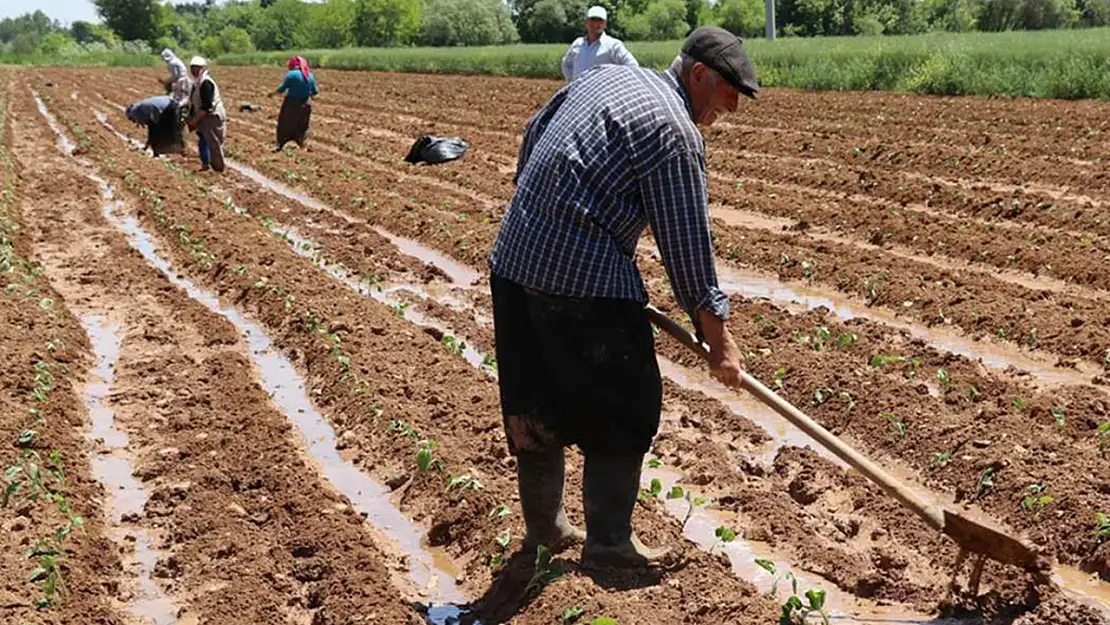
[[787, 468, 834, 505], [292, 544, 317, 558], [385, 473, 408, 490], [336, 430, 356, 450], [153, 554, 181, 579]]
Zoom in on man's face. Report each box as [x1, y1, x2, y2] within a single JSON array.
[[585, 17, 605, 38], [190, 65, 203, 77], [686, 62, 739, 127]]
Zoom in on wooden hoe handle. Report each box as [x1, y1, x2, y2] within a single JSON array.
[[645, 304, 946, 532]]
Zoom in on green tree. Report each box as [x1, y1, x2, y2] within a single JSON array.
[[713, 0, 765, 36], [93, 0, 165, 42], [39, 32, 73, 54], [353, 0, 423, 45], [253, 0, 309, 49], [514, 0, 585, 42], [222, 26, 255, 53], [199, 34, 225, 57], [12, 31, 40, 55], [305, 0, 356, 47], [420, 0, 519, 45], [624, 0, 688, 39]]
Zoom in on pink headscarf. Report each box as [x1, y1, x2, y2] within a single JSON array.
[[287, 56, 310, 82]]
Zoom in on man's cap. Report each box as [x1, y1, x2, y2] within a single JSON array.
[[189, 55, 207, 67], [681, 26, 759, 99], [586, 5, 607, 20]]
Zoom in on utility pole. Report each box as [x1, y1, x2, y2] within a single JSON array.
[[765, 0, 776, 40]]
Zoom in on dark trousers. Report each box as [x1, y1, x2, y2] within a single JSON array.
[[490, 273, 662, 456]]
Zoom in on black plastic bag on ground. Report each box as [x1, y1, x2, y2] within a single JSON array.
[[404, 135, 469, 165]]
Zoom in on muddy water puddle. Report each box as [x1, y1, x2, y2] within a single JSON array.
[[81, 315, 181, 625]]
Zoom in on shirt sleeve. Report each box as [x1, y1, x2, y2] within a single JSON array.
[[614, 42, 639, 67], [514, 87, 570, 186], [277, 73, 289, 93], [309, 74, 318, 96], [561, 42, 576, 81], [639, 148, 729, 320], [200, 81, 214, 111]]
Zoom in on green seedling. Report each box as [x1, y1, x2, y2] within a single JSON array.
[[1095, 512, 1110, 542], [774, 367, 788, 389], [931, 452, 952, 468], [495, 529, 512, 550], [524, 544, 564, 598], [812, 387, 833, 406], [481, 354, 498, 372], [967, 386, 981, 402], [392, 301, 409, 317], [647, 457, 663, 469], [1099, 422, 1110, 453], [937, 368, 950, 387], [870, 354, 904, 367], [881, 413, 907, 439], [1013, 397, 1027, 411], [442, 334, 467, 356], [836, 333, 857, 349], [416, 440, 440, 472], [976, 467, 995, 497], [714, 525, 737, 553], [1021, 484, 1053, 518], [488, 504, 510, 519], [754, 559, 829, 625], [561, 606, 586, 624], [446, 474, 484, 492], [45, 339, 63, 354], [666, 485, 708, 529], [591, 619, 618, 625], [1051, 409, 1066, 427], [638, 478, 662, 503], [388, 420, 421, 440]]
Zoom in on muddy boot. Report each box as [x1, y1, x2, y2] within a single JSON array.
[[517, 448, 585, 553], [581, 453, 671, 568]]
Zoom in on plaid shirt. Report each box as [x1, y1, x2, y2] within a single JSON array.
[[489, 63, 729, 320]]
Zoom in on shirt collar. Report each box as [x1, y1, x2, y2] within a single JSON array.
[[664, 65, 696, 123]]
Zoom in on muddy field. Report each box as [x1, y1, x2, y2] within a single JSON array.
[[1, 65, 1108, 625]]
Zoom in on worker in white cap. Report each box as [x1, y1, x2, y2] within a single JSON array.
[[186, 55, 227, 173], [561, 5, 638, 82]]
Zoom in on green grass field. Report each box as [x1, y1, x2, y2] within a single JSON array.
[[6, 28, 1109, 100], [216, 29, 1110, 100]]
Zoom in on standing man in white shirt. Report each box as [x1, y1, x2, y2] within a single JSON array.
[[561, 6, 639, 82]]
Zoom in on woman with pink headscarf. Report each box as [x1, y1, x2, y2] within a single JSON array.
[[274, 56, 319, 152]]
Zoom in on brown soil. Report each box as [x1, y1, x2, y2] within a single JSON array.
[[15, 66, 1110, 625]]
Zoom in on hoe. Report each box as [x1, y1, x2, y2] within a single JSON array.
[[645, 304, 1049, 598]]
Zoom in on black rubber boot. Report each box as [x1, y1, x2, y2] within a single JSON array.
[[581, 452, 671, 568], [517, 448, 585, 553]]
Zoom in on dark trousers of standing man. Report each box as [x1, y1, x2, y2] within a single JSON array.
[[489, 272, 667, 566]]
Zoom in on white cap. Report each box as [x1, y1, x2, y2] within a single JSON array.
[[586, 5, 607, 20], [189, 55, 207, 67]]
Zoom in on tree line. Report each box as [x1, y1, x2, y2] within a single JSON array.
[[2, 0, 1108, 57]]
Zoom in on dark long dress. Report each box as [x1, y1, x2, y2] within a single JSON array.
[[276, 95, 312, 149]]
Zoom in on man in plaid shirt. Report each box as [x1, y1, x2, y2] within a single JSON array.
[[489, 27, 759, 568]]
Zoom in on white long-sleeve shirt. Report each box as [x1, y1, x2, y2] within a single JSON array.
[[561, 33, 638, 81]]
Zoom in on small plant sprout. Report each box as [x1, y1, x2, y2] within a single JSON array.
[[447, 474, 484, 492], [937, 368, 950, 387], [441, 334, 467, 356], [774, 367, 788, 389], [976, 467, 995, 497], [1095, 512, 1110, 542], [1013, 397, 1027, 411], [590, 618, 619, 625], [666, 485, 708, 529], [1099, 422, 1110, 454], [836, 332, 857, 349], [481, 353, 498, 372], [1051, 409, 1066, 427], [647, 457, 663, 469], [392, 301, 409, 317], [930, 452, 952, 468], [524, 544, 564, 598], [488, 504, 510, 519], [714, 525, 737, 553], [870, 354, 904, 367], [881, 412, 907, 439], [812, 387, 833, 406], [1021, 484, 1053, 518], [638, 478, 662, 503], [561, 606, 586, 624], [754, 559, 829, 625], [416, 440, 440, 472]]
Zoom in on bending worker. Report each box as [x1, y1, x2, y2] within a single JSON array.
[[125, 94, 185, 157], [273, 55, 319, 152], [489, 26, 758, 568], [561, 5, 638, 82], [186, 56, 227, 173]]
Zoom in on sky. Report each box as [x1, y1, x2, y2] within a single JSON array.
[[2, 0, 101, 25]]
